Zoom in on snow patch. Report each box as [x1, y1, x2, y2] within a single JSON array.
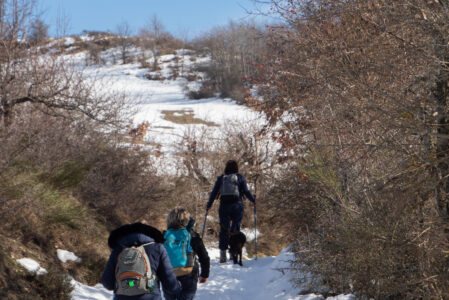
[[326, 295, 356, 300], [64, 37, 76, 46], [71, 279, 113, 300], [57, 249, 81, 263], [197, 247, 319, 300], [79, 35, 94, 42], [16, 258, 47, 275], [241, 227, 261, 242], [206, 215, 217, 222]]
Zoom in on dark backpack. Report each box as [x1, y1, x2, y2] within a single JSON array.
[[220, 174, 240, 202], [115, 242, 156, 296]]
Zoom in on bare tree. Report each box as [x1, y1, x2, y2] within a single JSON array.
[[28, 16, 48, 44], [116, 20, 133, 64], [55, 0, 70, 39], [176, 27, 191, 76], [0, 0, 126, 128], [139, 14, 168, 70], [195, 20, 268, 101]]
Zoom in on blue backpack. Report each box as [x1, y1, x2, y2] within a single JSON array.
[[164, 228, 194, 276]]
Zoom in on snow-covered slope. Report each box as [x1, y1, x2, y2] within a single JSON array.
[[68, 46, 265, 175], [78, 48, 261, 147]]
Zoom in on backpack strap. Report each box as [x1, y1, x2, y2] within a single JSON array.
[[173, 266, 194, 277], [139, 242, 156, 287], [136, 242, 157, 293]]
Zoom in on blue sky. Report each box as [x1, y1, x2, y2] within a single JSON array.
[[38, 0, 271, 38]]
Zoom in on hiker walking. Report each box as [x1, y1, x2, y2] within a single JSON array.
[[206, 160, 255, 263], [163, 208, 210, 300], [101, 222, 181, 300]]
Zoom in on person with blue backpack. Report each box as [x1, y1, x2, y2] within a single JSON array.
[[163, 208, 210, 300], [101, 222, 181, 300], [206, 160, 255, 263]]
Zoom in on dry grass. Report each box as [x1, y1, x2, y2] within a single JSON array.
[[161, 109, 218, 126]]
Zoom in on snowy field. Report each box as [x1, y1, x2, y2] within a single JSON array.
[[65, 47, 267, 176], [77, 48, 263, 156]]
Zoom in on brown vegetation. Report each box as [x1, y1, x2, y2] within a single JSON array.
[[161, 109, 218, 126], [250, 0, 449, 298], [0, 3, 180, 298], [129, 121, 150, 144]]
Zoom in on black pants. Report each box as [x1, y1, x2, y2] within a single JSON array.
[[219, 201, 244, 250], [163, 273, 198, 300]]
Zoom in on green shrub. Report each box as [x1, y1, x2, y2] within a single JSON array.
[[39, 161, 90, 189], [38, 188, 86, 230]]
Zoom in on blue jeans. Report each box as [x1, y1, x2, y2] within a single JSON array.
[[219, 202, 244, 250]]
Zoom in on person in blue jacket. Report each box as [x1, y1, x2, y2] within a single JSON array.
[[163, 208, 210, 300], [206, 160, 255, 263], [101, 222, 181, 300]]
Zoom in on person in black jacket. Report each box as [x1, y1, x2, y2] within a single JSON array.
[[206, 160, 255, 263], [101, 223, 181, 300], [163, 208, 210, 300]]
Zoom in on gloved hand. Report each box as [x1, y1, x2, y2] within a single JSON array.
[[199, 276, 208, 284], [186, 217, 196, 231]]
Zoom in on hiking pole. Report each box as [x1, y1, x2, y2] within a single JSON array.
[[254, 199, 258, 260], [201, 209, 208, 239]]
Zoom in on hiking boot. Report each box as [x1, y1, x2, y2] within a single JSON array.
[[220, 250, 227, 263]]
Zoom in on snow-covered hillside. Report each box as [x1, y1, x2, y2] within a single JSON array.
[[62, 43, 265, 175], [74, 46, 261, 145]]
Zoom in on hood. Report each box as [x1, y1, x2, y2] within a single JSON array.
[[119, 233, 154, 248], [107, 222, 164, 249]]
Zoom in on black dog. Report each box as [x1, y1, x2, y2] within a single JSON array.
[[229, 231, 246, 266]]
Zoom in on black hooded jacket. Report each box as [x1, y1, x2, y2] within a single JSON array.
[[101, 223, 181, 300], [190, 230, 210, 279]]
